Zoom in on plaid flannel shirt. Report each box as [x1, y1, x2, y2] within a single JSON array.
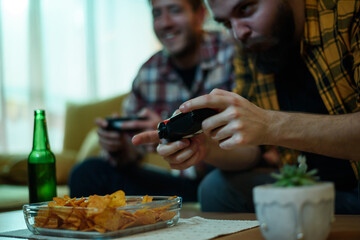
[[123, 30, 235, 121], [233, 0, 360, 179]]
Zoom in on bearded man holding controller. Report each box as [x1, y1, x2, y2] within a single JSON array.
[[132, 0, 360, 214]]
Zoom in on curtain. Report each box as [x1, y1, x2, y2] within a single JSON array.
[[0, 0, 160, 153]]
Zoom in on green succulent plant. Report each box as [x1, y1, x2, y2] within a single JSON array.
[[271, 155, 319, 187]]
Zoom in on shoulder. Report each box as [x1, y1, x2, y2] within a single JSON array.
[[316, 0, 359, 21], [135, 50, 168, 77], [132, 50, 170, 87], [139, 50, 167, 70]]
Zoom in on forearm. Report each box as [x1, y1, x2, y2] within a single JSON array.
[[267, 111, 360, 160], [205, 139, 261, 171]]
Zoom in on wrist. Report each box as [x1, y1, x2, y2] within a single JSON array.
[[264, 110, 288, 146]]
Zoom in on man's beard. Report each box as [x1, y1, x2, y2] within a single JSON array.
[[171, 35, 199, 59], [167, 30, 200, 60], [242, 2, 296, 74]]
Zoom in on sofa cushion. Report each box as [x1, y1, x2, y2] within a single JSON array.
[[0, 152, 77, 185], [75, 128, 101, 163], [0, 154, 29, 184], [0, 185, 69, 210], [63, 94, 127, 153]]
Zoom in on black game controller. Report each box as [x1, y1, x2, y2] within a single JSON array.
[[157, 108, 218, 142], [105, 116, 147, 132]]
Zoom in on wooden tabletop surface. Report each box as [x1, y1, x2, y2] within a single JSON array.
[[181, 211, 360, 240], [0, 210, 359, 239]]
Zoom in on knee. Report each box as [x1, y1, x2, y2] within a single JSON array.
[[198, 169, 257, 212], [69, 158, 114, 197], [198, 169, 228, 212], [198, 170, 221, 198], [69, 158, 110, 184], [71, 158, 98, 177]]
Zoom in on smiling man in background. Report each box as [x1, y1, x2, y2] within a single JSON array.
[[69, 0, 235, 202], [133, 0, 360, 214]]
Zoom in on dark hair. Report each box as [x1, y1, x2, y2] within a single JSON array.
[[186, 0, 203, 11], [149, 0, 203, 11]]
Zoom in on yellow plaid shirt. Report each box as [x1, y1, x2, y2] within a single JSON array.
[[233, 0, 360, 179]]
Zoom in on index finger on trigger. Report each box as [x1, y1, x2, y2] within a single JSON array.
[[132, 130, 160, 146], [179, 94, 231, 113]]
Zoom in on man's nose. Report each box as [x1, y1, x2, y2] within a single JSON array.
[[158, 12, 174, 28], [231, 19, 251, 42]]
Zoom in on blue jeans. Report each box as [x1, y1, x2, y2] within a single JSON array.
[[198, 168, 360, 214], [69, 158, 200, 202]]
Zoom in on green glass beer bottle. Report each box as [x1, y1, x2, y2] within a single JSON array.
[[28, 109, 57, 203]]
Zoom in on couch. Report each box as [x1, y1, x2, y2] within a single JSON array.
[[0, 93, 172, 211]]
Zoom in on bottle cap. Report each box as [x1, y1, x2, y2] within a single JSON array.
[[34, 109, 45, 115]]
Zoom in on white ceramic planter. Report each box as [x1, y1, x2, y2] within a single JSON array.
[[253, 182, 334, 240]]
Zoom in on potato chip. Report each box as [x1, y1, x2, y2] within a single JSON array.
[[108, 190, 126, 208], [66, 215, 82, 228], [93, 208, 136, 231], [51, 207, 73, 221], [133, 209, 157, 226], [60, 223, 78, 231], [94, 225, 106, 233], [34, 216, 47, 227], [159, 211, 176, 221], [44, 217, 59, 229], [141, 195, 153, 204], [86, 195, 111, 217]]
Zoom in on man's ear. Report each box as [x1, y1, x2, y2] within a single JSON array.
[[196, 5, 207, 27]]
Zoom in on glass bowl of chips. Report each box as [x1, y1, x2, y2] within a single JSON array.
[[23, 192, 182, 238]]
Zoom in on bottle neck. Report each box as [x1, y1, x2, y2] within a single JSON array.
[[32, 110, 51, 151]]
